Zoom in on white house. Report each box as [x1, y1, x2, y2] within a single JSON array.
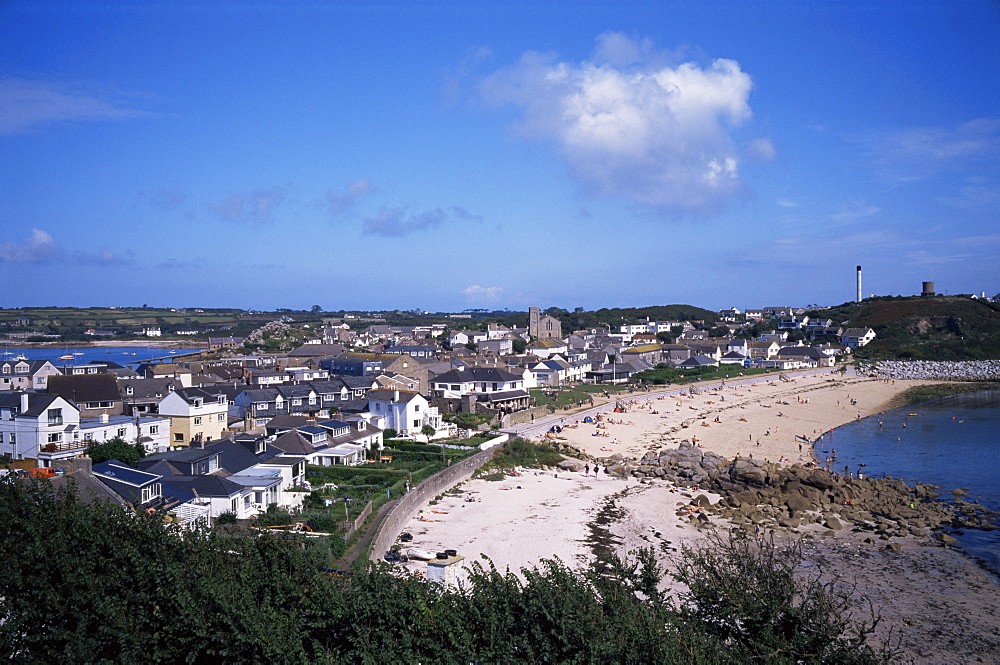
[[430, 366, 525, 400], [367, 389, 442, 436], [0, 392, 170, 464], [841, 328, 876, 348]]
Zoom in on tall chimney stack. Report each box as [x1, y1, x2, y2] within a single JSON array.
[[856, 265, 862, 302]]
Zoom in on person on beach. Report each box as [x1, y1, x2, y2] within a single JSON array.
[[584, 464, 590, 477]]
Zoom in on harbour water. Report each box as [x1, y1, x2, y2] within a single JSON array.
[[819, 391, 1000, 575], [1, 346, 202, 367]]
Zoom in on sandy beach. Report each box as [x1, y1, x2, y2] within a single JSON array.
[[395, 370, 1000, 663], [536, 369, 922, 466]]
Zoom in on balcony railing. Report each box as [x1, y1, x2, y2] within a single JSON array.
[[39, 441, 87, 454]]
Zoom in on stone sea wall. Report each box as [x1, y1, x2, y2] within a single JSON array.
[[861, 359, 1000, 381]]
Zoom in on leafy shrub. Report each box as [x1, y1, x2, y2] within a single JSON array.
[[214, 510, 238, 525]]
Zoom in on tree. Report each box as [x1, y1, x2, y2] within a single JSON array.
[[420, 424, 436, 442], [311, 305, 322, 313], [0, 478, 892, 664], [85, 436, 145, 466]]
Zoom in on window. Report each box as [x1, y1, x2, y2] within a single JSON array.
[[174, 433, 184, 442], [149, 425, 158, 435], [118, 428, 127, 437], [47, 432, 61, 444], [194, 416, 202, 425], [84, 432, 94, 441], [125, 386, 133, 395], [47, 408, 63, 426], [413, 419, 419, 428], [217, 413, 224, 422], [450, 384, 460, 391], [414, 404, 420, 412]]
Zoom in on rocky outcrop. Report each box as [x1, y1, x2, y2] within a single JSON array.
[[572, 440, 998, 544]]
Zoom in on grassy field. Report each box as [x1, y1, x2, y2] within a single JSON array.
[[529, 383, 634, 408]]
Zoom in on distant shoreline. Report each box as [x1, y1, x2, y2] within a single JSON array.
[[4, 340, 208, 350]]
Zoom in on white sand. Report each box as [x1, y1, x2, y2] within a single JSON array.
[[389, 370, 1000, 661]]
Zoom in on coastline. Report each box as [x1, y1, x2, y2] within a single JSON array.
[[401, 372, 1000, 663], [6, 340, 208, 349]]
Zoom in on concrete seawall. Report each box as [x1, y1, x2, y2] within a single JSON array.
[[367, 436, 508, 562]]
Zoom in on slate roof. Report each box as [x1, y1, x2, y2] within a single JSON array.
[[270, 430, 318, 456], [118, 377, 182, 400], [0, 392, 63, 417], [479, 389, 531, 402], [432, 367, 521, 384], [204, 438, 281, 474], [93, 459, 160, 487], [47, 373, 122, 404], [141, 447, 220, 465], [0, 359, 54, 376], [160, 475, 244, 499], [368, 389, 422, 403]]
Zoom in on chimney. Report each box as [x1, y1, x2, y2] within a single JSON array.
[[100, 413, 110, 423], [393, 390, 399, 402], [856, 265, 862, 303], [20, 392, 29, 413]]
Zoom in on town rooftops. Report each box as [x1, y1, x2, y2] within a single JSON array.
[[432, 366, 521, 384], [92, 459, 160, 487], [368, 389, 422, 402]]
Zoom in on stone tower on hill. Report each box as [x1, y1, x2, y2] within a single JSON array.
[[528, 306, 562, 340]]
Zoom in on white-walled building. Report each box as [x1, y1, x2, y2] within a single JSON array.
[[367, 389, 442, 436]]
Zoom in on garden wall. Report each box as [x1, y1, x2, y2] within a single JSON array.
[[500, 405, 549, 428]]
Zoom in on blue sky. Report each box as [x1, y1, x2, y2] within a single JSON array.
[[1, 1, 997, 313]]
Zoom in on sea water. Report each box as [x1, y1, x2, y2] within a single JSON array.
[[2, 346, 201, 367], [819, 391, 1000, 575]]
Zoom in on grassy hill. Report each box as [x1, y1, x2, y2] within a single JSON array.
[[809, 296, 1000, 360]]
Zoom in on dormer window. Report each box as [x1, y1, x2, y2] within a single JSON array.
[[125, 386, 134, 395]]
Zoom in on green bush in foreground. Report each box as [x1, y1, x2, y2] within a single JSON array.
[[0, 477, 891, 664]]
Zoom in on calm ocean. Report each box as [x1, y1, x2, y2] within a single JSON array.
[[819, 390, 1000, 575], [2, 346, 202, 367]]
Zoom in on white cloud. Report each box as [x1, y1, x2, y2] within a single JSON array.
[[210, 187, 285, 224], [481, 33, 758, 216], [326, 179, 372, 219], [0, 228, 58, 262], [747, 137, 777, 162], [0, 228, 131, 266], [866, 117, 1000, 182], [903, 250, 974, 267], [937, 183, 1000, 211], [462, 285, 503, 304], [776, 199, 799, 208], [363, 208, 446, 237], [362, 206, 482, 237], [0, 76, 156, 136], [829, 201, 880, 224]]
